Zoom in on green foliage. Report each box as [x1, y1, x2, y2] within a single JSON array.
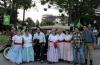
[[25, 18, 35, 27], [40, 20, 55, 26], [13, 0, 32, 9], [0, 35, 9, 43], [95, 18, 100, 28], [36, 20, 40, 26], [0, 0, 32, 26], [46, 0, 100, 23]]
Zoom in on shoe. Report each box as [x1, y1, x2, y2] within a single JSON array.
[[73, 63, 77, 65], [80, 63, 84, 65], [52, 62, 58, 64], [85, 59, 87, 65], [59, 59, 64, 61], [47, 62, 52, 64], [73, 64, 76, 65], [67, 61, 72, 64], [40, 60, 44, 63], [90, 60, 93, 65], [37, 59, 40, 61]]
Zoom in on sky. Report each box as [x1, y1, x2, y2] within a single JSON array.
[[17, 0, 59, 23], [17, 0, 68, 23]]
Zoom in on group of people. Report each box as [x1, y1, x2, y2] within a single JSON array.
[[6, 25, 96, 65]]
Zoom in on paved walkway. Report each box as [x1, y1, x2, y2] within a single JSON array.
[[0, 49, 100, 65]]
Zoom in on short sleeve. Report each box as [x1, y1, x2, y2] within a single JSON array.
[[29, 34, 32, 39], [62, 33, 66, 38], [12, 35, 16, 41], [33, 34, 36, 40]]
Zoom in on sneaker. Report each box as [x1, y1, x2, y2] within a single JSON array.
[[90, 60, 93, 65], [73, 63, 77, 65], [47, 62, 52, 64], [80, 63, 84, 65], [40, 60, 44, 63]]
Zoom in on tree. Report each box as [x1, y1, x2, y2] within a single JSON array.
[[36, 20, 40, 27], [45, 0, 100, 25], [0, 0, 33, 25], [25, 18, 35, 28], [40, 20, 55, 26], [13, 0, 32, 26], [0, 0, 11, 13]]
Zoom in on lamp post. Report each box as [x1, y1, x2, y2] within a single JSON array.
[[79, 0, 83, 2], [78, 0, 83, 24]]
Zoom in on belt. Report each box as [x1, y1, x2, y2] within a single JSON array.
[[58, 40, 64, 42], [64, 40, 71, 43], [14, 43, 22, 45], [49, 41, 58, 48]]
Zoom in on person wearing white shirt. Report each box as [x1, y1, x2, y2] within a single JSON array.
[[7, 30, 23, 64], [64, 30, 73, 63], [22, 29, 34, 62], [47, 29, 59, 63], [93, 27, 98, 45], [33, 27, 46, 62], [57, 29, 65, 61]]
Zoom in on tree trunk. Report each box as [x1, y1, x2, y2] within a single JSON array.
[[4, 0, 7, 14], [23, 7, 25, 26]]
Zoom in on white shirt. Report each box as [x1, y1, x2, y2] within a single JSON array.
[[65, 34, 73, 41], [23, 34, 33, 47], [57, 33, 65, 41], [48, 34, 58, 42], [12, 35, 23, 43], [93, 29, 98, 35], [33, 32, 46, 43]]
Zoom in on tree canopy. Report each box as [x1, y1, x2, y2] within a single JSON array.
[[44, 0, 100, 25]]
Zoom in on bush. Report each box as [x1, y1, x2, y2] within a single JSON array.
[[40, 20, 55, 26], [0, 35, 9, 43]]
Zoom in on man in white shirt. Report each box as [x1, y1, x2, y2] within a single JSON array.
[[33, 27, 46, 62]]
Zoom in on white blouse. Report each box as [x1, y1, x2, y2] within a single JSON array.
[[23, 34, 33, 47], [48, 34, 58, 42], [65, 34, 73, 41], [12, 35, 23, 43], [33, 32, 46, 43], [57, 33, 65, 41]]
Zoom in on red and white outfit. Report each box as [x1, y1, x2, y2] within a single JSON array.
[[57, 33, 65, 60], [47, 34, 59, 62], [64, 34, 73, 61]]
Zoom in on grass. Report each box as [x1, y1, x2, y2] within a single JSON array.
[[0, 35, 9, 43]]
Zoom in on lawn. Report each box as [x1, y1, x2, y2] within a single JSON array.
[[0, 35, 9, 44]]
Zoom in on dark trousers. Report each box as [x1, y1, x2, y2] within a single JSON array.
[[34, 43, 45, 61]]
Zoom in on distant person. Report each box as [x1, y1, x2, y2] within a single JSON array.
[[88, 24, 93, 31], [93, 27, 98, 45], [97, 30, 100, 46]]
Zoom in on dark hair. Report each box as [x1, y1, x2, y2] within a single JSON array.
[[25, 29, 29, 32], [66, 30, 70, 34], [74, 26, 79, 29], [36, 27, 41, 30]]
